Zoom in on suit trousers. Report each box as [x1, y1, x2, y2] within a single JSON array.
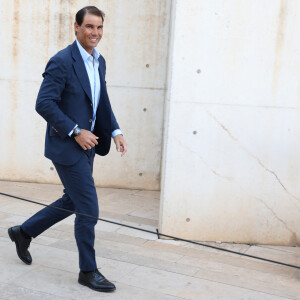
[[21, 148, 98, 271]]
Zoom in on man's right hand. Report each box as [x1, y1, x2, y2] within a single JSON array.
[[74, 129, 99, 150]]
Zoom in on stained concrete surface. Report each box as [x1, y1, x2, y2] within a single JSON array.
[[0, 0, 171, 190], [0, 180, 299, 299], [160, 0, 300, 244]]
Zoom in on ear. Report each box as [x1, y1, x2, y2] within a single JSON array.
[[74, 22, 79, 35]]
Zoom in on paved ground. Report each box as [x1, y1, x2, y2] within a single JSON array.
[[0, 180, 299, 299]]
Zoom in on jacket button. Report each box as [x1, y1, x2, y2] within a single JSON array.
[[89, 119, 92, 123], [90, 103, 93, 107]]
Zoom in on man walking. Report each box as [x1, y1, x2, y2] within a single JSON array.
[[8, 6, 126, 293]]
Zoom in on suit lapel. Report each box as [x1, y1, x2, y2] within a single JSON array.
[[71, 42, 92, 103]]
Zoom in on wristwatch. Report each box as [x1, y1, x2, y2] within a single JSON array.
[[71, 126, 81, 138]]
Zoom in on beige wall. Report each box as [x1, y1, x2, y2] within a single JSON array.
[[159, 0, 300, 245], [0, 0, 171, 190], [2, 0, 300, 246]]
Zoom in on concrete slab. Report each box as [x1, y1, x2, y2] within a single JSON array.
[[0, 181, 299, 299], [0, 282, 64, 300], [118, 266, 290, 300], [245, 245, 300, 266]]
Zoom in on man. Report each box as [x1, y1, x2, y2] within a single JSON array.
[[8, 6, 126, 293]]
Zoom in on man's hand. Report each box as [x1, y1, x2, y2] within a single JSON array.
[[113, 134, 127, 157], [74, 129, 99, 150]]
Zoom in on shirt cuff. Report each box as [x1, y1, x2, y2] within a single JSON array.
[[112, 129, 123, 138], [68, 124, 78, 137]]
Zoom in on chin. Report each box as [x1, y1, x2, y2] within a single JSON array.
[[87, 41, 97, 47]]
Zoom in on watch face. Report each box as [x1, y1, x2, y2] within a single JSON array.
[[74, 127, 81, 136]]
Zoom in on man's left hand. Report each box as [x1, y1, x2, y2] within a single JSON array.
[[113, 135, 127, 157]]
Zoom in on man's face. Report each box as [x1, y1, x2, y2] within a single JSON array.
[[75, 13, 103, 54]]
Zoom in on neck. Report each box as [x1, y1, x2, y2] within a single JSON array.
[[77, 39, 93, 55]]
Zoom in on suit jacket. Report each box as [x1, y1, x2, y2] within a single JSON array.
[[36, 41, 119, 165]]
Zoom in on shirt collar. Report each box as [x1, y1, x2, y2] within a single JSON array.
[[76, 39, 100, 62]]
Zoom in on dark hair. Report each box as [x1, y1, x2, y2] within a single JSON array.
[[75, 6, 105, 25]]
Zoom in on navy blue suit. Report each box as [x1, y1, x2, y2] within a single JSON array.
[[37, 41, 119, 165], [22, 41, 119, 271]]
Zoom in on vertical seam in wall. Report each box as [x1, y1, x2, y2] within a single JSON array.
[[158, 0, 177, 230]]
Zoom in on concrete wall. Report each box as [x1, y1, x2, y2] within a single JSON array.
[[160, 0, 300, 245], [0, 0, 171, 190], [2, 0, 300, 245]]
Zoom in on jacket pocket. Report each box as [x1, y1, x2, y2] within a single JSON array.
[[49, 126, 58, 136]]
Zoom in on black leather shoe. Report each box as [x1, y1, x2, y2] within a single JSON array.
[[8, 226, 32, 265], [78, 269, 116, 292]]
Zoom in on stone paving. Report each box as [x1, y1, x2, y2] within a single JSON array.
[[0, 180, 299, 299]]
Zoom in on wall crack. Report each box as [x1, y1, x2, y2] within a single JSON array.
[[206, 109, 300, 205], [174, 137, 233, 182]]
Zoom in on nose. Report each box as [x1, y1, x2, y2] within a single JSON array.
[[91, 27, 98, 35]]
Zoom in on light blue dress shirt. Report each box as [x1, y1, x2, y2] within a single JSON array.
[[69, 39, 122, 137]]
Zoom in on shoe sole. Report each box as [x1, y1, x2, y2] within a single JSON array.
[[8, 228, 32, 265], [78, 279, 116, 293]]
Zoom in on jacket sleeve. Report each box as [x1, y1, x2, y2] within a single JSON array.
[[102, 57, 120, 132], [35, 57, 76, 138]]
